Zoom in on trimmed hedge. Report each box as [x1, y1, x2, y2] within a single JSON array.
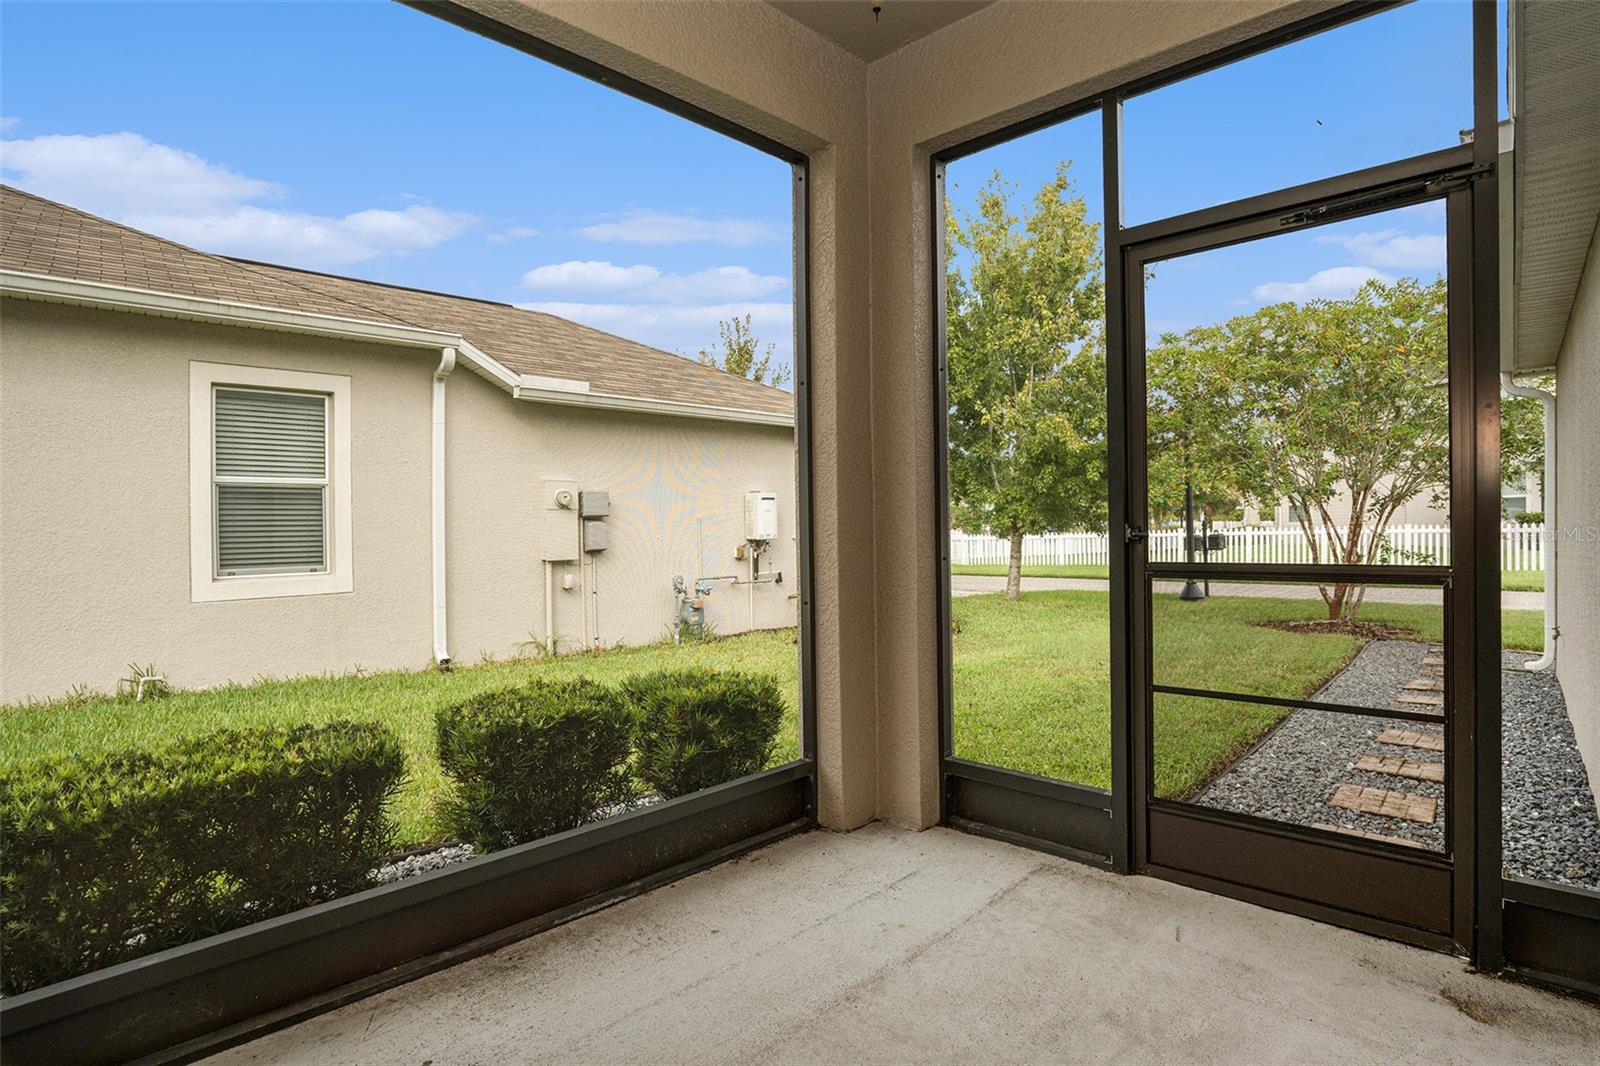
[[0, 721, 405, 995], [624, 668, 785, 798], [435, 678, 634, 851]]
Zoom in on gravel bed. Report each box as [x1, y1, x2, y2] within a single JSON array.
[[1502, 653, 1600, 889], [1311, 639, 1436, 711], [371, 793, 666, 886], [1189, 641, 1600, 887], [374, 842, 476, 885]]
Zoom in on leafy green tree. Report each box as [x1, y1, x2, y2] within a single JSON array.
[[698, 314, 790, 387], [1152, 278, 1455, 619], [1146, 328, 1249, 528], [946, 163, 1106, 600]]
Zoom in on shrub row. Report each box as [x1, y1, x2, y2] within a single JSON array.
[[436, 667, 785, 852], [0, 721, 405, 995], [0, 667, 784, 995]]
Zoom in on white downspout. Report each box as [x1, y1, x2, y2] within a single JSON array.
[[1502, 372, 1556, 671], [432, 347, 457, 667]]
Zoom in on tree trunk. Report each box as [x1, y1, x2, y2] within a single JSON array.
[[1006, 523, 1024, 601], [1326, 581, 1348, 620]]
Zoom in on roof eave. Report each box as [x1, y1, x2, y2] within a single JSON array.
[[0, 270, 792, 426]]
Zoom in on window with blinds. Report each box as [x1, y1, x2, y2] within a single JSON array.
[[213, 387, 330, 576]]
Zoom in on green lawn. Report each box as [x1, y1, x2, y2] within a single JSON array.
[[0, 631, 802, 848], [954, 562, 1546, 592], [1, 590, 1545, 847], [951, 590, 1545, 799], [1502, 570, 1545, 592]]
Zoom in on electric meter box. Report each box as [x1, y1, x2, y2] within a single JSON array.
[[744, 491, 779, 542], [540, 478, 580, 561]]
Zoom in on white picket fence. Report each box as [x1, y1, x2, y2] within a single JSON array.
[[950, 523, 1547, 571]]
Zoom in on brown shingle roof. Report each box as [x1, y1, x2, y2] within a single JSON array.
[[0, 185, 794, 418]]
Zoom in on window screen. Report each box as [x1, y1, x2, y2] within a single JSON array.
[[213, 388, 329, 576]]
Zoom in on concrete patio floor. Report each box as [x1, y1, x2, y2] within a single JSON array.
[[212, 824, 1599, 1065]]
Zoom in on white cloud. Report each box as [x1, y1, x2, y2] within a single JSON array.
[[0, 117, 19, 132], [1313, 227, 1446, 270], [577, 211, 781, 246], [129, 204, 477, 267], [522, 260, 662, 291], [521, 260, 786, 302], [1252, 266, 1395, 303], [487, 225, 540, 243], [2, 131, 280, 214], [1, 130, 475, 266]]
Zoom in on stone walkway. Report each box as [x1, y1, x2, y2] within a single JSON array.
[[1186, 642, 1600, 888]]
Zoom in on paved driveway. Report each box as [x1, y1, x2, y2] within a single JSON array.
[[949, 574, 1544, 611]]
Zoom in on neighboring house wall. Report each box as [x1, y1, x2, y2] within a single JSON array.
[[1555, 222, 1600, 786], [1238, 472, 1543, 530], [0, 298, 798, 702], [444, 368, 798, 663], [0, 298, 433, 702]]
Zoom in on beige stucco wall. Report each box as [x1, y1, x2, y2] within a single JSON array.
[[1555, 220, 1600, 785], [0, 297, 434, 702], [443, 366, 798, 663], [0, 298, 799, 704]]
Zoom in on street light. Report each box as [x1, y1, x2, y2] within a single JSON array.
[[1180, 479, 1206, 601]]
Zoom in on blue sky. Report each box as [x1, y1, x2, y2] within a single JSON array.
[[946, 0, 1485, 336], [0, 1, 795, 367], [3, 1, 1492, 373]]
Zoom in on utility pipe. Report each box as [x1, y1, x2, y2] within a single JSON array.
[[431, 348, 456, 667], [543, 560, 555, 656], [1502, 372, 1557, 670]]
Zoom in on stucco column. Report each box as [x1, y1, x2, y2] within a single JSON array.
[[861, 0, 1311, 828]]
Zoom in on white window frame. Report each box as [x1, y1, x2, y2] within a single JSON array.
[[190, 362, 353, 602]]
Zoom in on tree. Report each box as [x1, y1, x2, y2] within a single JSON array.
[[946, 163, 1106, 600], [1152, 278, 1458, 620], [698, 314, 790, 387]]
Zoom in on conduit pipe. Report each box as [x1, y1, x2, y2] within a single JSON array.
[[1502, 371, 1557, 671], [432, 348, 456, 667], [543, 561, 555, 656]]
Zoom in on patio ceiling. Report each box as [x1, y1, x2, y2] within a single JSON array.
[[1511, 0, 1600, 372], [767, 0, 991, 62]]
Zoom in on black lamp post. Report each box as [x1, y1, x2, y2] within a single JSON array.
[[1180, 479, 1206, 601]]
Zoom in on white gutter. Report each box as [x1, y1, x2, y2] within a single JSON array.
[[432, 347, 457, 667], [513, 381, 794, 427], [1502, 372, 1557, 671]]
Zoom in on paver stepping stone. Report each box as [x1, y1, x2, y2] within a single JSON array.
[[1354, 753, 1446, 783], [1311, 822, 1429, 850], [1421, 664, 1445, 677], [1377, 728, 1445, 752], [1402, 679, 1445, 692], [1396, 693, 1445, 707], [1421, 655, 1445, 667], [1329, 783, 1437, 824], [1427, 644, 1444, 653]]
